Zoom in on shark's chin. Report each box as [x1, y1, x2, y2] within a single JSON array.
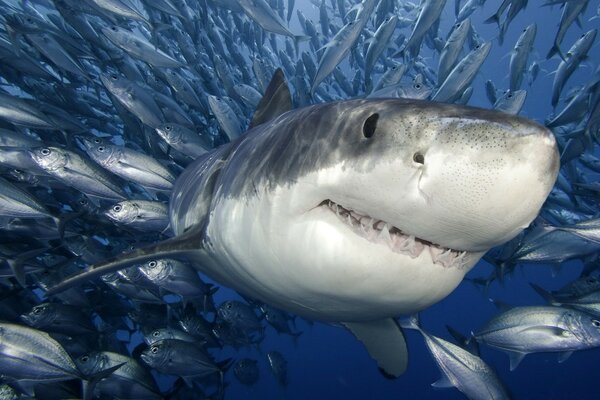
[[320, 199, 472, 270]]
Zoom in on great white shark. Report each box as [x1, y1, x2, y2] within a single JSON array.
[[48, 70, 560, 377]]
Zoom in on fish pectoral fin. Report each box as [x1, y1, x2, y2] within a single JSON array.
[[343, 318, 408, 378], [45, 223, 207, 296], [557, 351, 574, 363], [507, 351, 527, 371], [431, 374, 454, 388], [518, 325, 570, 337]]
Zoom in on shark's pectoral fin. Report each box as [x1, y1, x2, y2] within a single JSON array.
[[45, 223, 206, 296], [343, 318, 408, 378]]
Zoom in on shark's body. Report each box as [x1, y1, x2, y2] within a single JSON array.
[[49, 77, 559, 377]]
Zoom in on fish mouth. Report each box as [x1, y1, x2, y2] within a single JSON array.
[[320, 200, 469, 269]]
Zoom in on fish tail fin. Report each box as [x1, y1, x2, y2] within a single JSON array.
[[293, 35, 310, 55], [8, 246, 51, 287], [547, 43, 568, 62], [81, 362, 127, 400], [53, 210, 85, 241], [484, 13, 500, 26], [45, 224, 206, 296]]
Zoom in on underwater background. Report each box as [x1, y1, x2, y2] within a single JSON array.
[[0, 0, 599, 399]]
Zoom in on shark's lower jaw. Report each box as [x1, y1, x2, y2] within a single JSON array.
[[322, 200, 470, 269]]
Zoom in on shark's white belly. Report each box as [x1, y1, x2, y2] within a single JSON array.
[[206, 185, 483, 322]]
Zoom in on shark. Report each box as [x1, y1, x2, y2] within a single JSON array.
[[48, 71, 560, 377]]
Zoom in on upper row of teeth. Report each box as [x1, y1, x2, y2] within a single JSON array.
[[325, 201, 468, 268]]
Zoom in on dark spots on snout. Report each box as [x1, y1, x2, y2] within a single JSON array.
[[363, 113, 379, 139]]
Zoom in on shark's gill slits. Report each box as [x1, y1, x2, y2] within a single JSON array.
[[321, 200, 469, 268]]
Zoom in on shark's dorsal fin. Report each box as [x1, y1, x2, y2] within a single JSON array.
[[343, 318, 408, 378], [45, 223, 206, 296], [249, 68, 292, 129]]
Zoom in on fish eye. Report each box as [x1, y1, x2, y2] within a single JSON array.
[[363, 113, 379, 139], [81, 355, 89, 362], [475, 44, 480, 49], [593, 320, 600, 328], [165, 125, 171, 131], [98, 146, 105, 152], [94, 138, 101, 143], [587, 278, 597, 284], [153, 330, 160, 337], [41, 148, 51, 156], [111, 26, 117, 31], [111, 74, 118, 80], [113, 205, 122, 212], [415, 84, 421, 89], [413, 152, 425, 164], [507, 93, 513, 98], [79, 199, 87, 205], [148, 260, 157, 268], [33, 307, 42, 314], [151, 346, 159, 353], [226, 303, 232, 309]]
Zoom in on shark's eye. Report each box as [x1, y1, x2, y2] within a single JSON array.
[[363, 114, 379, 138], [413, 152, 425, 164]]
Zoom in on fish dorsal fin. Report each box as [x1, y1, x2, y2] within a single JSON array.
[[45, 223, 206, 296], [249, 68, 292, 129], [343, 318, 408, 378]]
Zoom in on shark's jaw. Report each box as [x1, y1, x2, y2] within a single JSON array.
[[320, 199, 470, 270], [205, 180, 485, 322]]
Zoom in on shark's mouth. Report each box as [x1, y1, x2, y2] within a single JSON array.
[[321, 200, 469, 269]]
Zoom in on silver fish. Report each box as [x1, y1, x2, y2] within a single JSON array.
[[475, 306, 600, 370]]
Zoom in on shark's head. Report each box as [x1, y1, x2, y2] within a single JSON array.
[[202, 99, 559, 321]]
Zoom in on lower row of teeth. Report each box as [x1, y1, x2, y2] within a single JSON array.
[[325, 201, 468, 268]]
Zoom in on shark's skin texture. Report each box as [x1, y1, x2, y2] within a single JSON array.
[[170, 98, 559, 321], [49, 98, 559, 376]]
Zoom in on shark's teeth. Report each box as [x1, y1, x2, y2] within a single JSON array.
[[323, 200, 466, 269]]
